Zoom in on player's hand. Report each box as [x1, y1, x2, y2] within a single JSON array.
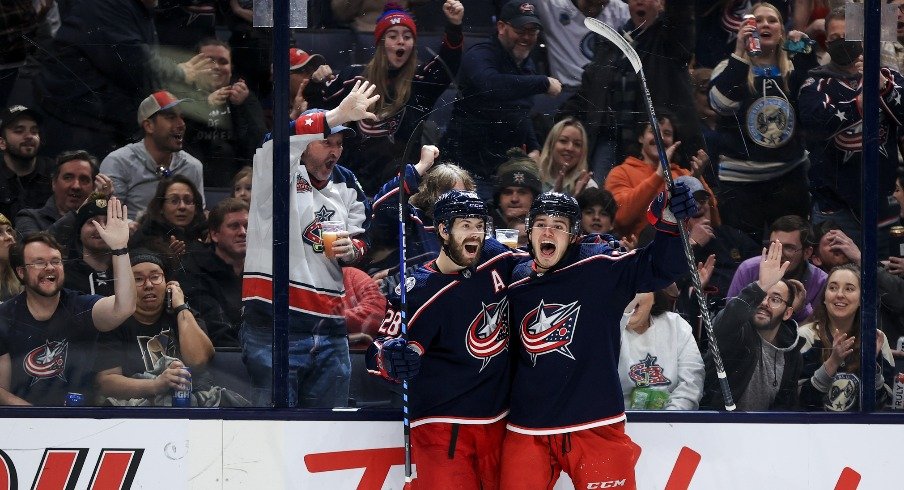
[[93, 196, 129, 249], [366, 337, 421, 382], [667, 180, 697, 221], [442, 0, 464, 25], [756, 240, 790, 292], [229, 79, 250, 105]]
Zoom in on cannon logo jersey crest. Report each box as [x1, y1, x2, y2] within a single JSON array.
[[519, 300, 580, 366], [466, 298, 510, 372], [24, 340, 68, 385]]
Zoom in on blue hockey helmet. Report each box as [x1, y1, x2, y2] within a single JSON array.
[[433, 190, 488, 231], [527, 191, 581, 236]]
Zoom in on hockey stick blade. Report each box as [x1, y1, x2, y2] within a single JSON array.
[[584, 18, 641, 74]]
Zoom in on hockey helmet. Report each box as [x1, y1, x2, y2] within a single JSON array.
[[527, 191, 581, 236], [433, 190, 488, 231]]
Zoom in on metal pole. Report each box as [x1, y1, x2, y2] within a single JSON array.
[[860, 0, 880, 413], [271, 0, 291, 408]]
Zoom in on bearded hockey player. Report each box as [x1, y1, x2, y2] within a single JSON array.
[[367, 189, 528, 489], [501, 187, 697, 489]]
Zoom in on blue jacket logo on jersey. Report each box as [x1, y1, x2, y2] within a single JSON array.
[[302, 206, 337, 254], [24, 340, 68, 385], [520, 300, 580, 366], [466, 298, 510, 372], [628, 353, 672, 387]]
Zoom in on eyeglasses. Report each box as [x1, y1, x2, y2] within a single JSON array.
[[23, 258, 63, 269], [766, 295, 789, 308], [163, 196, 196, 206], [134, 273, 165, 286]]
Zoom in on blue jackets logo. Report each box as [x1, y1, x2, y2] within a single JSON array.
[[466, 298, 510, 372], [519, 300, 580, 366], [24, 340, 68, 384]]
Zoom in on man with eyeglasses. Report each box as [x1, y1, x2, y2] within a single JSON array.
[[440, 0, 562, 202], [0, 198, 136, 405], [101, 90, 205, 220], [701, 240, 806, 411], [727, 215, 825, 323]]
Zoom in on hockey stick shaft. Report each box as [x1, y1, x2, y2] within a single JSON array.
[[584, 18, 736, 410]]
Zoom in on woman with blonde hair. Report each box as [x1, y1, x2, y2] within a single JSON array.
[[0, 214, 21, 302], [708, 2, 817, 244], [537, 117, 596, 196], [308, 1, 464, 195]]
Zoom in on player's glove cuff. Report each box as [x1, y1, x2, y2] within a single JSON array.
[[365, 337, 421, 382], [647, 182, 697, 235]]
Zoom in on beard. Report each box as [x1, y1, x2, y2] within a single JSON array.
[[445, 233, 485, 269]]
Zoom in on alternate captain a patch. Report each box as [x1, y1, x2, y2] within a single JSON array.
[[519, 300, 580, 366], [466, 298, 510, 372]]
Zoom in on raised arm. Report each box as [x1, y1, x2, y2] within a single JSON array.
[[91, 197, 137, 331]]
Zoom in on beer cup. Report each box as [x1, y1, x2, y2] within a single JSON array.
[[495, 228, 519, 249], [322, 221, 345, 259]]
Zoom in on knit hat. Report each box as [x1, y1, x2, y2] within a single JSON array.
[[374, 3, 417, 44], [137, 90, 189, 125], [289, 48, 325, 72], [75, 194, 109, 231], [494, 148, 542, 199]]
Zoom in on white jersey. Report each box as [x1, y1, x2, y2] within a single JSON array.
[[535, 0, 630, 87], [243, 113, 368, 333]]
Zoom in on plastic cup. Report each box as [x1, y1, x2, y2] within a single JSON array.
[[495, 228, 519, 249], [321, 221, 345, 259]]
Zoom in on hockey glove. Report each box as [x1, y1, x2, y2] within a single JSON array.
[[365, 337, 421, 382], [647, 181, 698, 235]]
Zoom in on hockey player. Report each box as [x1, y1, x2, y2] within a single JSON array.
[[500, 186, 697, 489], [241, 80, 379, 407], [367, 189, 528, 489]]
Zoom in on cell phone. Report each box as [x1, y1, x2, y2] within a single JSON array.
[[166, 288, 173, 312]]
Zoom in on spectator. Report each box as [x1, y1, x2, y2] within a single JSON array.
[[287, 48, 330, 120], [341, 266, 386, 350], [708, 3, 816, 244], [534, 0, 630, 88], [577, 187, 618, 236], [129, 176, 208, 271], [0, 0, 37, 106], [101, 91, 205, 221], [887, 169, 904, 278], [0, 214, 21, 301], [701, 240, 805, 411], [798, 264, 895, 411], [605, 114, 714, 240], [220, 0, 270, 100], [34, 0, 215, 159], [560, 0, 703, 183], [799, 7, 904, 257], [727, 215, 826, 323], [309, 1, 464, 195], [490, 149, 541, 247], [690, 67, 721, 192], [182, 198, 248, 348], [15, 151, 109, 249], [62, 194, 116, 296], [0, 200, 136, 406], [0, 105, 53, 221], [441, 0, 561, 201], [537, 117, 597, 195], [175, 38, 266, 188], [618, 288, 705, 410], [231, 166, 252, 204], [241, 82, 378, 407]]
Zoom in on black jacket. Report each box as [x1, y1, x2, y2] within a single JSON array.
[[701, 282, 804, 410]]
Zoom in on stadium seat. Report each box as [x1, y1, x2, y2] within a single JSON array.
[[204, 187, 233, 210]]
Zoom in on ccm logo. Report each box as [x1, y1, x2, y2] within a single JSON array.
[[587, 480, 627, 489]]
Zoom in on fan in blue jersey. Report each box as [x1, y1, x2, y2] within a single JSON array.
[[367, 188, 528, 490], [500, 186, 697, 489]]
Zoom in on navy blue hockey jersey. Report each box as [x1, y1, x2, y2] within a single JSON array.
[[378, 238, 529, 426], [506, 235, 686, 434]]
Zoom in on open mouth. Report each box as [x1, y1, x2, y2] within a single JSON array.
[[464, 243, 479, 254], [40, 274, 57, 286], [540, 241, 557, 256], [760, 31, 772, 39], [395, 49, 406, 58]]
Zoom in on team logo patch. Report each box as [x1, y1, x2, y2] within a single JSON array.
[[825, 372, 860, 412], [24, 340, 68, 384], [746, 96, 795, 148], [520, 300, 580, 366], [296, 174, 312, 193], [394, 277, 416, 296], [466, 299, 510, 371], [519, 2, 534, 14], [628, 353, 671, 387]]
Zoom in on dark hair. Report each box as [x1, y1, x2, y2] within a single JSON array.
[[812, 219, 841, 247], [9, 232, 64, 272], [142, 175, 206, 231], [632, 108, 677, 158], [576, 187, 617, 219], [53, 150, 99, 179], [649, 289, 675, 318], [778, 278, 796, 308], [770, 215, 814, 247], [196, 37, 230, 52], [208, 197, 249, 232], [824, 7, 846, 32]]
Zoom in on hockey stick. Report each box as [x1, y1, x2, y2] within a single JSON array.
[[585, 17, 736, 411]]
